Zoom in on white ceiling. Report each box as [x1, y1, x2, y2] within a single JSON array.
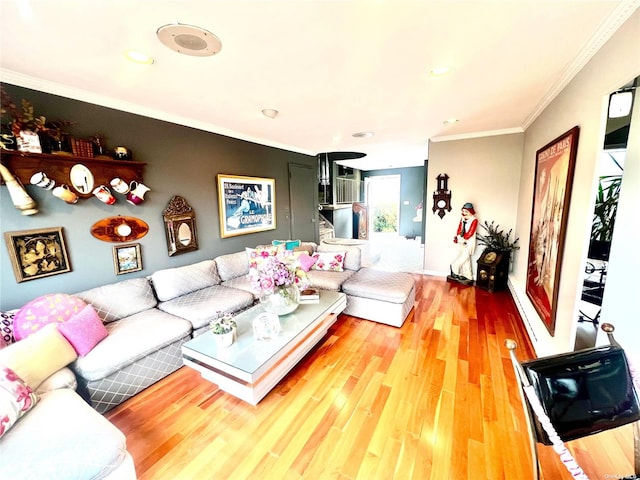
[[1, 1, 638, 170]]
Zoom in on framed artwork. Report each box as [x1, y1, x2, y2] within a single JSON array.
[[4, 227, 71, 283], [113, 243, 142, 275], [217, 174, 275, 238], [526, 126, 580, 335]]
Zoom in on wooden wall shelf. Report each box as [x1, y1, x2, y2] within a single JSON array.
[[0, 151, 146, 198]]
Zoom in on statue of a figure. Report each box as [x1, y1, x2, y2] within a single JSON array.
[[449, 202, 478, 285]]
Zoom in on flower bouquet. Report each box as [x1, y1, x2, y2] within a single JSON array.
[[249, 252, 309, 315]]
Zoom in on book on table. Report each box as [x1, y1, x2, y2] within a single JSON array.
[[299, 288, 320, 303]]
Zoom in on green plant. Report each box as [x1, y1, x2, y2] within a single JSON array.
[[373, 203, 398, 233], [209, 312, 236, 334], [591, 174, 622, 242], [476, 221, 520, 252]]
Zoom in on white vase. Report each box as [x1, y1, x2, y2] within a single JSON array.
[[262, 285, 299, 316], [213, 329, 235, 348]]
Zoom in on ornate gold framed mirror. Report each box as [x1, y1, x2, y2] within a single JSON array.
[[163, 195, 198, 256]]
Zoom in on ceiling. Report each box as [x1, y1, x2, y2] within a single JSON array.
[[1, 1, 638, 170]]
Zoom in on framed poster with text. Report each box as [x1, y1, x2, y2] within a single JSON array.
[[526, 126, 580, 335], [217, 174, 275, 238]]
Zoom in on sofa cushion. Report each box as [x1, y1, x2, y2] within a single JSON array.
[[73, 309, 191, 382], [151, 260, 221, 302], [0, 388, 129, 480], [215, 251, 250, 282], [35, 367, 77, 395], [341, 268, 415, 303], [221, 275, 256, 296], [157, 285, 254, 330], [0, 324, 77, 389], [317, 244, 361, 271], [13, 293, 87, 341], [306, 270, 356, 291], [0, 366, 37, 438], [76, 277, 157, 323], [57, 305, 108, 356]]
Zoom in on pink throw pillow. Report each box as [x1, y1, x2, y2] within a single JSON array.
[[57, 305, 108, 356], [13, 294, 87, 341], [297, 253, 317, 272], [311, 251, 346, 272]]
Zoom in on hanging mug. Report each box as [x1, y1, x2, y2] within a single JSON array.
[[52, 184, 78, 204], [30, 172, 55, 190], [126, 181, 150, 205], [110, 177, 130, 194], [93, 185, 116, 205]]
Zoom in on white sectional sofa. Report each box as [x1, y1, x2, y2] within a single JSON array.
[[0, 240, 415, 479]]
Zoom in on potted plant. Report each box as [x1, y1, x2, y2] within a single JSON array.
[[589, 173, 622, 261], [476, 220, 520, 254], [209, 312, 237, 348], [1, 85, 47, 153], [475, 221, 520, 292]]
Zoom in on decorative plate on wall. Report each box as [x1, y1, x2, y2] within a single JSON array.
[[69, 164, 94, 195], [90, 216, 149, 243]]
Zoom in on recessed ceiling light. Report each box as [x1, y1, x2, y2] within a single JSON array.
[[157, 23, 222, 57], [352, 131, 374, 138], [262, 109, 279, 119], [444, 118, 459, 125], [430, 66, 451, 76], [125, 50, 155, 65]]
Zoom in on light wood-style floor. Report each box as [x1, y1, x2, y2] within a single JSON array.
[[106, 275, 635, 479]]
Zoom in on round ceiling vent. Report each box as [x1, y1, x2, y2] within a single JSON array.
[[156, 23, 222, 57]]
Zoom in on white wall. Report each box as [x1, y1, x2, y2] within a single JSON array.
[[425, 133, 524, 276], [511, 9, 640, 355], [426, 10, 639, 356]]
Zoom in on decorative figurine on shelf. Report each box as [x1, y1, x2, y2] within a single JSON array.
[[448, 202, 478, 285]]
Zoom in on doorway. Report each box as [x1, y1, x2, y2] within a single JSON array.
[[365, 175, 400, 235], [574, 77, 636, 350]]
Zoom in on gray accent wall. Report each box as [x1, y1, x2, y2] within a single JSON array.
[[0, 84, 315, 310]]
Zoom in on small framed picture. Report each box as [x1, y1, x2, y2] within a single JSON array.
[[4, 227, 71, 283], [113, 243, 142, 275]]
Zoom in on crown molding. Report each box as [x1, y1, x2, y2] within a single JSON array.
[[430, 127, 523, 143], [521, 0, 640, 130]]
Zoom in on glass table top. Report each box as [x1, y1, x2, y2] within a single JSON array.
[[182, 290, 345, 376]]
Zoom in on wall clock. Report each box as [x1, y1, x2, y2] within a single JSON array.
[[432, 173, 452, 218]]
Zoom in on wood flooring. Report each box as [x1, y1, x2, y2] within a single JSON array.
[[106, 275, 636, 479]]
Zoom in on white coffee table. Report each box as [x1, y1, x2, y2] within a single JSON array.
[[182, 290, 346, 405]]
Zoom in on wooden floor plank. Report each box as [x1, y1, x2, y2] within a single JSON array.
[[106, 275, 635, 479]]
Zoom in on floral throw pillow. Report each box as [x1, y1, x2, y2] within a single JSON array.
[[1, 312, 15, 348], [246, 246, 280, 270], [311, 251, 346, 272], [0, 366, 38, 438]]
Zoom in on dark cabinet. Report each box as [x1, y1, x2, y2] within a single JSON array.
[[476, 250, 510, 292]]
